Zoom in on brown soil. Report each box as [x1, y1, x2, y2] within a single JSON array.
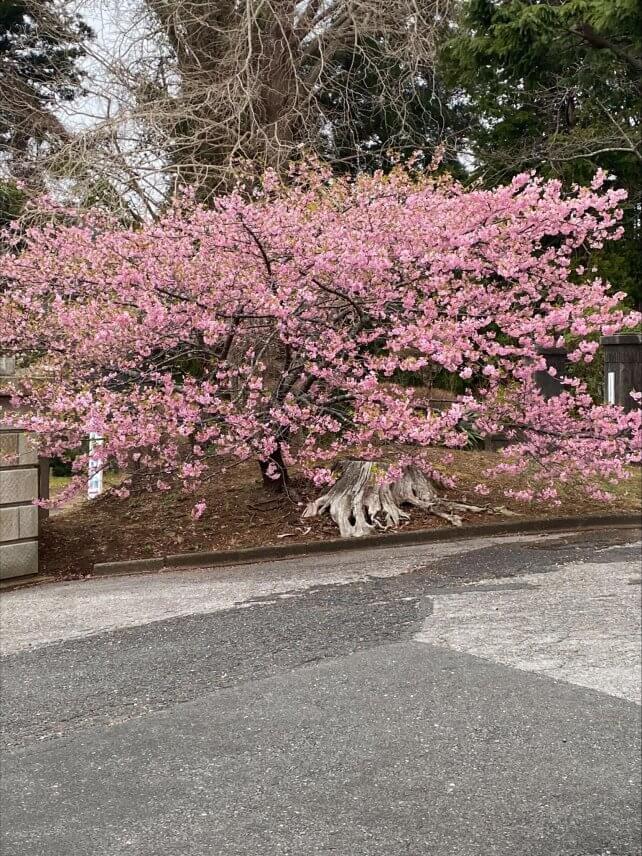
[[39, 450, 641, 580]]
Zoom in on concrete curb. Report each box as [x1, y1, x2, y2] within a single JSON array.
[[0, 573, 54, 593], [92, 513, 641, 578]]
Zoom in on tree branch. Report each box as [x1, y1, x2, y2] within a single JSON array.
[[571, 23, 642, 76]]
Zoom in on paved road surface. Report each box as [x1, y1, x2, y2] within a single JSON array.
[[1, 528, 640, 855]]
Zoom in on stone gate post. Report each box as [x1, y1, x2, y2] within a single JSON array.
[[0, 357, 40, 580], [602, 334, 642, 412]]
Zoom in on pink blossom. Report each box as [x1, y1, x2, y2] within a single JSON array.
[[191, 500, 207, 520], [0, 163, 639, 509]]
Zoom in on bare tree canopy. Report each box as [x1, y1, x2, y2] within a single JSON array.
[[144, 0, 456, 186], [43, 0, 456, 213]]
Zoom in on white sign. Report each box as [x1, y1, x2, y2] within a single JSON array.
[[607, 371, 616, 405], [88, 433, 104, 499]]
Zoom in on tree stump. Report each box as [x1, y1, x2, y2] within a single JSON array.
[[303, 460, 490, 538]]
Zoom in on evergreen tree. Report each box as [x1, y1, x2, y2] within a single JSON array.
[[316, 36, 468, 177], [443, 0, 642, 306], [0, 0, 91, 184]]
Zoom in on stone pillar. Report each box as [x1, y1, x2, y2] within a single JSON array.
[[0, 356, 16, 377], [484, 347, 569, 452], [0, 359, 39, 580], [602, 334, 642, 412], [533, 347, 569, 400]]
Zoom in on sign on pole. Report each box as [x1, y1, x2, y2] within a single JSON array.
[[88, 433, 104, 499], [606, 371, 616, 405]]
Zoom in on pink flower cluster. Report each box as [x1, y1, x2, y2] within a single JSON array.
[[0, 162, 639, 505]]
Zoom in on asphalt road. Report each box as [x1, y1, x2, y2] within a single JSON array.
[[1, 528, 641, 856]]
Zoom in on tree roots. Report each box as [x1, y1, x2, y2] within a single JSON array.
[[303, 459, 514, 538]]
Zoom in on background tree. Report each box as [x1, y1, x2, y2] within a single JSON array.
[[0, 0, 91, 189], [443, 0, 642, 307], [0, 179, 26, 229], [318, 36, 468, 177], [50, 0, 461, 210]]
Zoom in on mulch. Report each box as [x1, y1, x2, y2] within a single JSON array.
[[40, 450, 641, 579]]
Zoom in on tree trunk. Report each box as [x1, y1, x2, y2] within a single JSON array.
[[303, 460, 514, 539], [259, 445, 290, 493]]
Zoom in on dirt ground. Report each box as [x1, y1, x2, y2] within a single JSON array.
[[39, 450, 642, 579]]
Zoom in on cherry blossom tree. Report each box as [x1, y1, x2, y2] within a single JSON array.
[[0, 162, 640, 536]]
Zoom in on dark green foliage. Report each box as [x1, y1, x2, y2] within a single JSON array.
[[0, 179, 25, 226], [317, 37, 468, 177], [0, 0, 91, 176], [50, 456, 72, 477], [443, 0, 642, 307]]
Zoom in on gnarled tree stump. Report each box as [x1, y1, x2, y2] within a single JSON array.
[[303, 460, 494, 538]]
